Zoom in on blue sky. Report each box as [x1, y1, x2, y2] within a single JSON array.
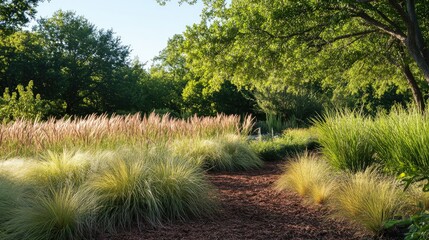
[[33, 0, 204, 65]]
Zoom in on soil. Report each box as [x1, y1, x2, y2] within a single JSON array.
[[102, 161, 373, 240]]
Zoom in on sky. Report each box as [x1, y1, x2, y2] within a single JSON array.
[[33, 0, 205, 65]]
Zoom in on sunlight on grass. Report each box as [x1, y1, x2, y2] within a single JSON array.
[[330, 168, 406, 235], [275, 152, 336, 204]]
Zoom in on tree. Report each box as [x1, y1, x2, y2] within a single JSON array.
[[160, 0, 429, 112], [0, 0, 46, 31], [151, 33, 256, 116], [34, 10, 134, 115]]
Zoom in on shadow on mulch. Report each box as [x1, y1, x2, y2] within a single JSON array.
[[101, 162, 376, 240]]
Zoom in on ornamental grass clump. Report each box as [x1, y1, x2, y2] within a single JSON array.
[[313, 110, 376, 172], [0, 174, 24, 227], [85, 147, 218, 232], [3, 186, 98, 240], [221, 134, 263, 171], [23, 150, 92, 189], [371, 108, 429, 190], [275, 152, 337, 204], [172, 135, 262, 171], [85, 150, 157, 232], [330, 168, 406, 235], [148, 153, 218, 221]]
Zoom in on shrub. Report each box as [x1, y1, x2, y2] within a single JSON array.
[[313, 110, 376, 172], [275, 152, 336, 204], [330, 168, 406, 235]]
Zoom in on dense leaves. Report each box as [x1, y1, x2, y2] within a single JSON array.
[[0, 0, 45, 31]]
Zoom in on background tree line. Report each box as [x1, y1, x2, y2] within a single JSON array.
[[2, 0, 429, 125]]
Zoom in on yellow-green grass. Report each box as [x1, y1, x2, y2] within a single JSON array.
[[275, 152, 336, 204], [330, 168, 407, 235], [172, 135, 263, 171], [0, 147, 219, 237], [22, 150, 93, 189], [3, 185, 98, 240]]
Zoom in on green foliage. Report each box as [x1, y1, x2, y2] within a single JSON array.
[[255, 88, 325, 124], [405, 212, 429, 240], [250, 128, 318, 161], [182, 79, 254, 116], [0, 0, 44, 31], [176, 0, 426, 117], [371, 108, 429, 192], [314, 111, 376, 172], [34, 10, 134, 115], [0, 81, 50, 122]]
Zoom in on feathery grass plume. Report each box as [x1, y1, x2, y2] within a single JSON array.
[[275, 152, 336, 204], [4, 185, 98, 240], [330, 168, 406, 235], [85, 149, 157, 232], [148, 152, 218, 221], [313, 110, 376, 172], [0, 113, 253, 158], [23, 150, 92, 189]]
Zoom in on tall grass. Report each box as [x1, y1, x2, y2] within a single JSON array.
[[371, 108, 429, 188], [0, 113, 254, 158], [275, 152, 337, 204], [313, 110, 376, 172], [330, 168, 406, 235]]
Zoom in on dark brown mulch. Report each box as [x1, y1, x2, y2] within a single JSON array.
[[102, 161, 372, 240]]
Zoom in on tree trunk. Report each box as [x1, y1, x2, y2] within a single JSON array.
[[405, 0, 429, 85], [403, 64, 425, 112]]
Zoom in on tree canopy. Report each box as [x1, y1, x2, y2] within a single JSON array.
[[1, 0, 45, 31], [159, 0, 429, 113]]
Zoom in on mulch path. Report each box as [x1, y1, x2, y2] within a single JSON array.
[[103, 161, 372, 240]]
